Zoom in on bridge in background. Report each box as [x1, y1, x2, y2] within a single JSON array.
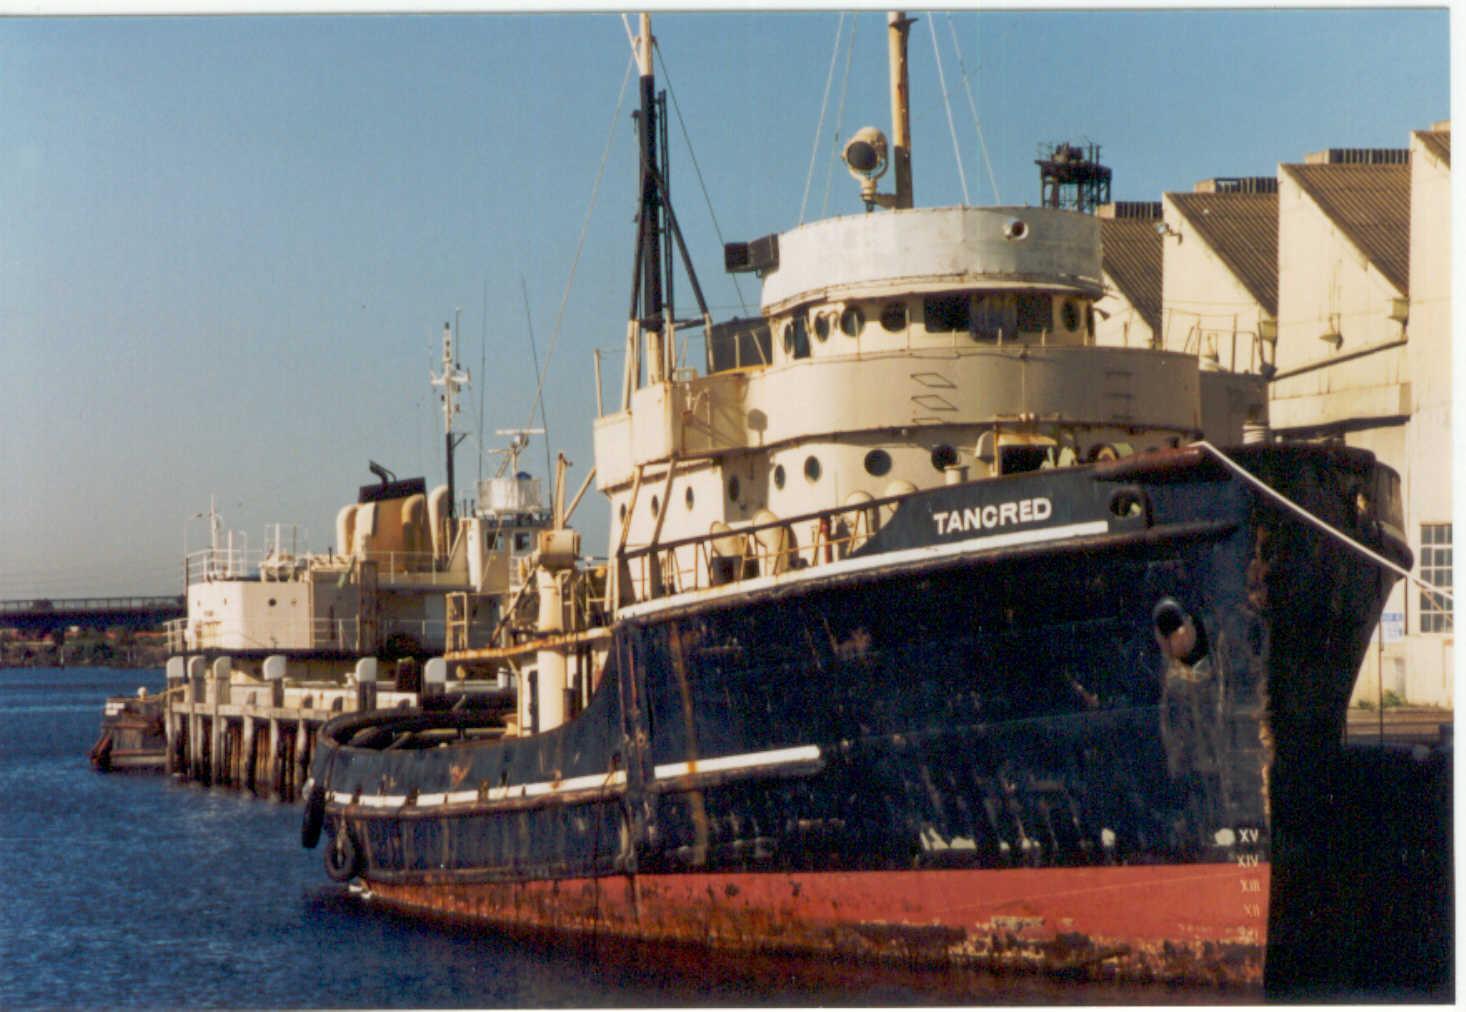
[[0, 596, 185, 634]]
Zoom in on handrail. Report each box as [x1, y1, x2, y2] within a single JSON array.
[[620, 486, 909, 562]]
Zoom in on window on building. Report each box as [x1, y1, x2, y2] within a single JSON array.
[[1420, 523, 1453, 633]]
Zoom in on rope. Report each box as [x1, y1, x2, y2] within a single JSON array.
[[821, 16, 859, 218], [518, 53, 636, 439], [927, 12, 969, 205], [1192, 441, 1452, 608], [654, 41, 748, 315], [945, 13, 1001, 204], [800, 11, 844, 225]]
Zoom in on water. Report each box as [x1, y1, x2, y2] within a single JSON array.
[[0, 667, 1234, 1008]]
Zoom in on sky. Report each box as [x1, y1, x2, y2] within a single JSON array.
[[0, 7, 1452, 598]]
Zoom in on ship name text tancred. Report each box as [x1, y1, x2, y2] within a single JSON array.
[[933, 497, 1053, 536]]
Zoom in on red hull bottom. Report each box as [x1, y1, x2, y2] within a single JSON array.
[[364, 863, 1268, 987]]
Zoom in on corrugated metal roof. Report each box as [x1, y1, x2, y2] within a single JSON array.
[[1169, 191, 1278, 315], [1417, 129, 1451, 166], [1281, 162, 1410, 295], [1100, 217, 1162, 335]]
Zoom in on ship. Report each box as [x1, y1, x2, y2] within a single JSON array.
[[301, 13, 1410, 987]]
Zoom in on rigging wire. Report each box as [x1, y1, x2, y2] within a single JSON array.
[[820, 14, 859, 219], [800, 11, 845, 225], [927, 11, 970, 205], [946, 12, 1002, 204], [477, 278, 487, 485], [654, 40, 748, 316], [516, 52, 636, 448], [520, 274, 554, 483]]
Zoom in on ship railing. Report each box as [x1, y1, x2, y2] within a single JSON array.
[[378, 617, 450, 650], [171, 617, 364, 652], [164, 618, 188, 653], [186, 547, 266, 585], [617, 490, 911, 606], [1172, 314, 1270, 374], [170, 615, 456, 653], [357, 550, 465, 586]]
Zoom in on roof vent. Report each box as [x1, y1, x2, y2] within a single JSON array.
[[1303, 148, 1410, 166], [1098, 201, 1163, 220], [1193, 177, 1278, 194]]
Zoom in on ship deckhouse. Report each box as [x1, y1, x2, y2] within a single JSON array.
[[593, 138, 1263, 586]]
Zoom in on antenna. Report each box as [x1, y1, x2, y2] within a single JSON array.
[[492, 428, 546, 478], [430, 315, 471, 517]]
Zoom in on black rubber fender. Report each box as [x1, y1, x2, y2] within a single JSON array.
[[300, 784, 326, 849], [324, 823, 362, 882]]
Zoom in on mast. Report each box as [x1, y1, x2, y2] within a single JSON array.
[[888, 11, 914, 210], [431, 317, 471, 518], [620, 12, 714, 409], [635, 13, 667, 386]]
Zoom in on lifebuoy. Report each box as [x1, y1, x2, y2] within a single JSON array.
[[324, 823, 362, 882], [300, 784, 326, 849]]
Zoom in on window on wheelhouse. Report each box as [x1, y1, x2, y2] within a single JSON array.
[[971, 293, 1016, 342], [923, 294, 971, 333], [1016, 293, 1052, 336], [781, 315, 811, 360], [707, 317, 772, 373]]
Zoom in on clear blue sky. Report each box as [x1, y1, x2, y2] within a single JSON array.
[[0, 9, 1450, 597]]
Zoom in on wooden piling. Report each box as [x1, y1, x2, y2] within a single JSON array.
[[242, 716, 257, 794], [165, 707, 178, 775], [292, 719, 310, 801], [268, 718, 282, 800]]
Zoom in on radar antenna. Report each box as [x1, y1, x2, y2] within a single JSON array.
[[492, 428, 546, 479]]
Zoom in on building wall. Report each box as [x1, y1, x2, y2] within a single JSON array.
[[1158, 195, 1267, 371], [1263, 143, 1451, 708], [1401, 129, 1453, 706], [1094, 274, 1156, 348], [1269, 169, 1409, 434]]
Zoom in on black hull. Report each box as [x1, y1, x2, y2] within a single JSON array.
[[306, 445, 1407, 986]]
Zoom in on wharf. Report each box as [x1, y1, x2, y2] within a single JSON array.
[[162, 660, 440, 800], [1346, 705, 1452, 747]]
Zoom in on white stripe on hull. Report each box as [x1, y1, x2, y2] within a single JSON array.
[[324, 744, 823, 810], [616, 519, 1110, 621]]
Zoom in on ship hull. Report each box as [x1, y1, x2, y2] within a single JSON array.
[[366, 863, 1268, 984], [308, 445, 1406, 989]]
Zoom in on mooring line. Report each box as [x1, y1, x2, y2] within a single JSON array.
[[1193, 440, 1452, 607]]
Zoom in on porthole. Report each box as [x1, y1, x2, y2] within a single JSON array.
[[1061, 299, 1080, 332], [930, 444, 959, 471], [863, 448, 892, 477], [840, 306, 864, 337], [773, 464, 786, 490], [879, 302, 907, 332], [804, 456, 821, 482], [684, 486, 695, 510], [813, 313, 830, 342], [727, 476, 741, 502], [267, 598, 277, 608], [781, 322, 794, 355]]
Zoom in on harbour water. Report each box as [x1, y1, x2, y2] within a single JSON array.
[[0, 666, 1250, 1007]]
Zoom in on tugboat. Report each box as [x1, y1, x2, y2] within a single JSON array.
[[303, 13, 1410, 987]]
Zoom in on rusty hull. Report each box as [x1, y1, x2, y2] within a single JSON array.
[[362, 863, 1266, 987]]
